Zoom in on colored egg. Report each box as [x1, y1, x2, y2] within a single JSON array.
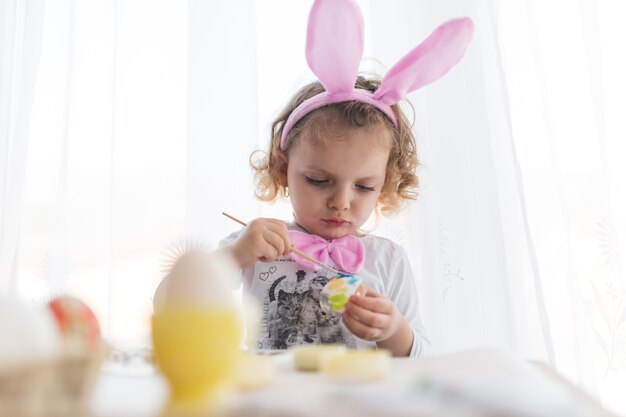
[[319, 274, 362, 313], [48, 295, 101, 351]]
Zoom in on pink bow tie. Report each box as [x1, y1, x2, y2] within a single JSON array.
[[288, 230, 364, 274]]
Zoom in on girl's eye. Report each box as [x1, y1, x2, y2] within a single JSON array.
[[306, 177, 328, 185], [356, 184, 376, 192]]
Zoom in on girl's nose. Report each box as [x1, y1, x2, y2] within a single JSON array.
[[328, 187, 351, 211]]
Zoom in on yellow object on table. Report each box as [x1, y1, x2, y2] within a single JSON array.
[[320, 349, 391, 382], [151, 306, 241, 415], [291, 345, 347, 372]]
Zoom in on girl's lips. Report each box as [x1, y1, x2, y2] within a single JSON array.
[[323, 219, 349, 227]]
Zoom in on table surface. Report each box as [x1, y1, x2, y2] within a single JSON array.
[[90, 348, 620, 417]]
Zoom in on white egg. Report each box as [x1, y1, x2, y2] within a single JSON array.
[[162, 250, 239, 308], [0, 298, 62, 367]]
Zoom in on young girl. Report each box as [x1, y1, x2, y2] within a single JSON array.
[[223, 76, 423, 356], [221, 0, 473, 357], [156, 0, 473, 357]]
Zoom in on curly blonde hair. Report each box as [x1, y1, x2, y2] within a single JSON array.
[[251, 76, 419, 215]]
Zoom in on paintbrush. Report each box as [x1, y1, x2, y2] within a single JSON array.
[[222, 212, 342, 275]]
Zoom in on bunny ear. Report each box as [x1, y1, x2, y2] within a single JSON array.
[[306, 0, 364, 94], [374, 17, 474, 105]]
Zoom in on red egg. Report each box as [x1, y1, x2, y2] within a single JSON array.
[[48, 296, 101, 349]]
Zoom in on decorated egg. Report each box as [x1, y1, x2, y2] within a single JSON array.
[[48, 295, 101, 351], [319, 274, 362, 313]]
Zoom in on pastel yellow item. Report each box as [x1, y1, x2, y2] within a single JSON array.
[[320, 350, 391, 382], [151, 306, 241, 414], [231, 353, 276, 390], [291, 345, 347, 371]]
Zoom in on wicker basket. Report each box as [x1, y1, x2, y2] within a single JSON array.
[[0, 345, 108, 417]]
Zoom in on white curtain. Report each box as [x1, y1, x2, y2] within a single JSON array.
[[364, 0, 626, 412], [1, 0, 624, 413], [2, 0, 258, 345], [0, 0, 45, 296], [370, 0, 556, 362]]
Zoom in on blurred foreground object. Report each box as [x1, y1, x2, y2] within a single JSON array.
[[230, 353, 276, 390], [0, 296, 106, 417], [291, 345, 347, 371], [89, 347, 618, 417], [48, 296, 101, 352], [152, 249, 242, 415], [319, 349, 391, 382]]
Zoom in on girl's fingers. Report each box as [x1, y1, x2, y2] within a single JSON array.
[[342, 312, 381, 341], [262, 231, 287, 260], [263, 220, 292, 256], [246, 219, 291, 260], [344, 301, 389, 329], [349, 292, 393, 315], [362, 286, 381, 297]]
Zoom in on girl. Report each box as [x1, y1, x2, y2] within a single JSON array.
[[222, 0, 472, 357], [156, 0, 473, 357], [225, 76, 424, 356]]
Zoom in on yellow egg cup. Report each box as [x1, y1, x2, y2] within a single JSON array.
[[151, 306, 241, 415]]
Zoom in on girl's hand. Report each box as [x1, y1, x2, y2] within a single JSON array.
[[228, 218, 291, 269], [342, 285, 414, 356]]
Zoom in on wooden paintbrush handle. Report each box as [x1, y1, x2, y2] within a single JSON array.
[[289, 247, 341, 275], [221, 212, 341, 275]]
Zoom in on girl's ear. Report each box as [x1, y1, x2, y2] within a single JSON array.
[[278, 168, 288, 188], [275, 150, 289, 188]]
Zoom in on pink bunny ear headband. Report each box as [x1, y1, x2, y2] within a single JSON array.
[[280, 0, 474, 150]]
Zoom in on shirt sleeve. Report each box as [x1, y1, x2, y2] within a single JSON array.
[[384, 243, 431, 357], [218, 228, 251, 290], [218, 228, 243, 248]]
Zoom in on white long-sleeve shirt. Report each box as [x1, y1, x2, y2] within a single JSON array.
[[220, 222, 429, 357]]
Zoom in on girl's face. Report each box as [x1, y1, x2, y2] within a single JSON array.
[[285, 124, 391, 240]]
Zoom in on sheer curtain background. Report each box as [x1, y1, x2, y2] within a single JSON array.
[[1, 0, 624, 413]]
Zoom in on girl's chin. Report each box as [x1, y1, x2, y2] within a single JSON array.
[[316, 225, 355, 240], [295, 218, 356, 239]]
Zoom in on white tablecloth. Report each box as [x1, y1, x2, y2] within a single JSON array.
[[90, 349, 618, 417]]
